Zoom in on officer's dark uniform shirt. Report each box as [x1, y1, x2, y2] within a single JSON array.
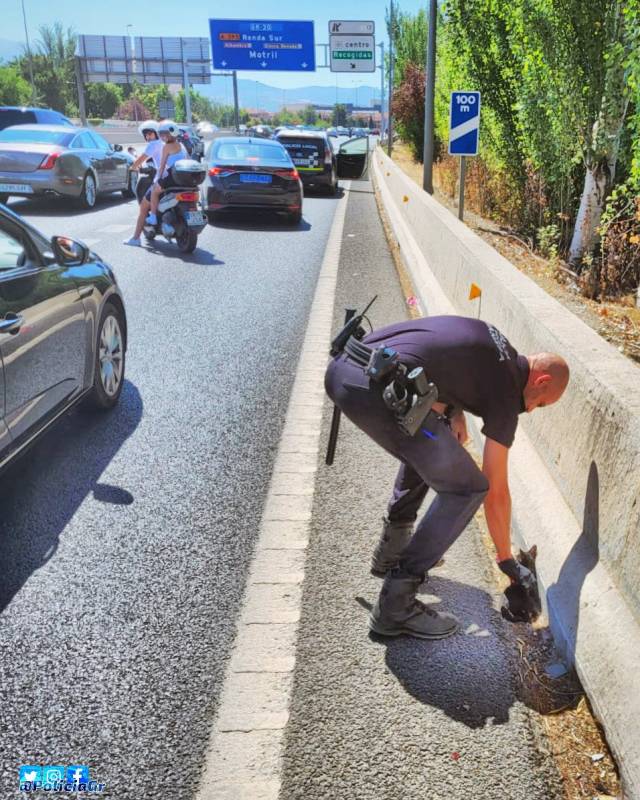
[[363, 316, 530, 448]]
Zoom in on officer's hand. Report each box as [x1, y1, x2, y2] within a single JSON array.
[[450, 413, 468, 445], [498, 558, 536, 590]]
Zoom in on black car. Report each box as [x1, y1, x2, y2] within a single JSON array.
[[178, 126, 205, 161], [0, 107, 75, 131], [202, 137, 304, 224], [275, 129, 339, 194], [0, 204, 127, 473]]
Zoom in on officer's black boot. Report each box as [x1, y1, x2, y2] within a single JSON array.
[[369, 568, 459, 639], [370, 517, 414, 577]]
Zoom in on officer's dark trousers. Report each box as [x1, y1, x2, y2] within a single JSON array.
[[325, 355, 489, 577]]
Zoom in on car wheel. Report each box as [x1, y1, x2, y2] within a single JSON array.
[[122, 170, 137, 199], [86, 302, 126, 410], [78, 173, 97, 209], [177, 229, 198, 253], [0, 193, 9, 206]]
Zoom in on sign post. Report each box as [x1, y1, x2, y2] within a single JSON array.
[[448, 90, 481, 221], [209, 19, 315, 72]]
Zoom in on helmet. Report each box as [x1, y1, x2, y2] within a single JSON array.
[[158, 120, 179, 138], [139, 120, 158, 137]]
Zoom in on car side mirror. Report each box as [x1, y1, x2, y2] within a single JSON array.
[[51, 235, 90, 266], [113, 143, 123, 152]]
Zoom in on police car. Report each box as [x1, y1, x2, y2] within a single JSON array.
[[275, 130, 339, 195]]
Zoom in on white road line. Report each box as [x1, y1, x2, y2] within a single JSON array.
[[195, 183, 351, 800]]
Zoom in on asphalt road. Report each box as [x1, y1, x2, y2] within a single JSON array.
[[0, 187, 340, 797], [280, 172, 565, 800]]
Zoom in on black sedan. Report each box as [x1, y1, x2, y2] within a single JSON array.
[[0, 125, 136, 208], [202, 137, 303, 224], [0, 204, 127, 473]]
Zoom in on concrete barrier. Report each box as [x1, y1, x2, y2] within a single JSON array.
[[372, 147, 640, 798]]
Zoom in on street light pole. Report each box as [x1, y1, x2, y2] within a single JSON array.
[[422, 0, 437, 193], [126, 25, 138, 123], [21, 0, 36, 105]]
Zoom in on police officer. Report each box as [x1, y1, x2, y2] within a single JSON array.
[[325, 314, 569, 640]]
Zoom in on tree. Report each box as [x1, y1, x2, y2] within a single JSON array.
[[302, 105, 317, 125], [86, 83, 123, 118], [115, 98, 151, 121], [12, 22, 77, 114], [0, 65, 31, 105], [332, 103, 348, 126], [392, 63, 427, 160]]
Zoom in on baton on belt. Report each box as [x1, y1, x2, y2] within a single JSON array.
[[325, 308, 357, 466]]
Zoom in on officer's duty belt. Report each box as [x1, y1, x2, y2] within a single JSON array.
[[344, 336, 375, 367]]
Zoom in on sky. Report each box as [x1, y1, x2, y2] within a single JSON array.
[[8, 0, 426, 90]]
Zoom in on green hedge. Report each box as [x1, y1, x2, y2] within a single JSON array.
[[88, 118, 104, 126]]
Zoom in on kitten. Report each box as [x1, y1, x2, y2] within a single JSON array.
[[501, 545, 542, 623]]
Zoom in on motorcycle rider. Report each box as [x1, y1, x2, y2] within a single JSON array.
[[145, 121, 187, 227], [123, 120, 163, 247]]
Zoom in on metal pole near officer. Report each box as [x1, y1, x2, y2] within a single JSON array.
[[422, 0, 437, 193], [448, 90, 481, 221]]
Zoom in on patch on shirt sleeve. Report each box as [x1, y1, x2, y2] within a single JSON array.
[[487, 324, 512, 362]]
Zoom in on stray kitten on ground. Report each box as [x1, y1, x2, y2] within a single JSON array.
[[501, 545, 541, 623]]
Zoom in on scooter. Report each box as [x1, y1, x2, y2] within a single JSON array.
[[140, 160, 208, 254]]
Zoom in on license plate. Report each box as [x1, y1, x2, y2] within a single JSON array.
[[0, 183, 33, 194], [292, 158, 308, 166], [239, 173, 272, 184], [185, 211, 206, 226]]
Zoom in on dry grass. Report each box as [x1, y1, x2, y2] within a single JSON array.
[[390, 142, 640, 368]]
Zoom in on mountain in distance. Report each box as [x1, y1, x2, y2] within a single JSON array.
[[201, 78, 381, 111]]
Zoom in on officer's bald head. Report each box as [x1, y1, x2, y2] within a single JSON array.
[[524, 353, 570, 412]]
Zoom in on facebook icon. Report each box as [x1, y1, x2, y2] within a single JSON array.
[[66, 765, 90, 785]]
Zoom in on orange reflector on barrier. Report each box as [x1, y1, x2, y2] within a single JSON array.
[[469, 283, 482, 300]]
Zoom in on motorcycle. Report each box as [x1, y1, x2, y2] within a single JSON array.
[[138, 160, 208, 254]]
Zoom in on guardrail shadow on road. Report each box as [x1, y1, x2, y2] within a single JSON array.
[[0, 380, 143, 614]]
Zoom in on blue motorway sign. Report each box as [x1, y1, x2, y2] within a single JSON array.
[[209, 19, 315, 72], [448, 91, 481, 156]]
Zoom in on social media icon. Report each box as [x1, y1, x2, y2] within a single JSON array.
[[43, 766, 65, 785], [66, 765, 89, 784], [19, 765, 42, 784]]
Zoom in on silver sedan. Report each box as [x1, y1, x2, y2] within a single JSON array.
[[0, 125, 137, 209]]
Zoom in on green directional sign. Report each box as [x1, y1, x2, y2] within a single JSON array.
[[329, 32, 376, 72], [332, 50, 373, 59]]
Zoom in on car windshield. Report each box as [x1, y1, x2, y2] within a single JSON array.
[[0, 128, 73, 145], [213, 142, 290, 163]]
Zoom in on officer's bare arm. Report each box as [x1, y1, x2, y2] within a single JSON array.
[[481, 438, 512, 562]]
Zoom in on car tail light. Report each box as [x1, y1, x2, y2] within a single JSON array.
[[275, 168, 300, 180], [39, 151, 61, 170], [176, 191, 198, 201], [209, 166, 235, 177], [324, 150, 332, 165]]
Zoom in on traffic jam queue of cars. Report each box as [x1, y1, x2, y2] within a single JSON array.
[[0, 106, 370, 470]]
